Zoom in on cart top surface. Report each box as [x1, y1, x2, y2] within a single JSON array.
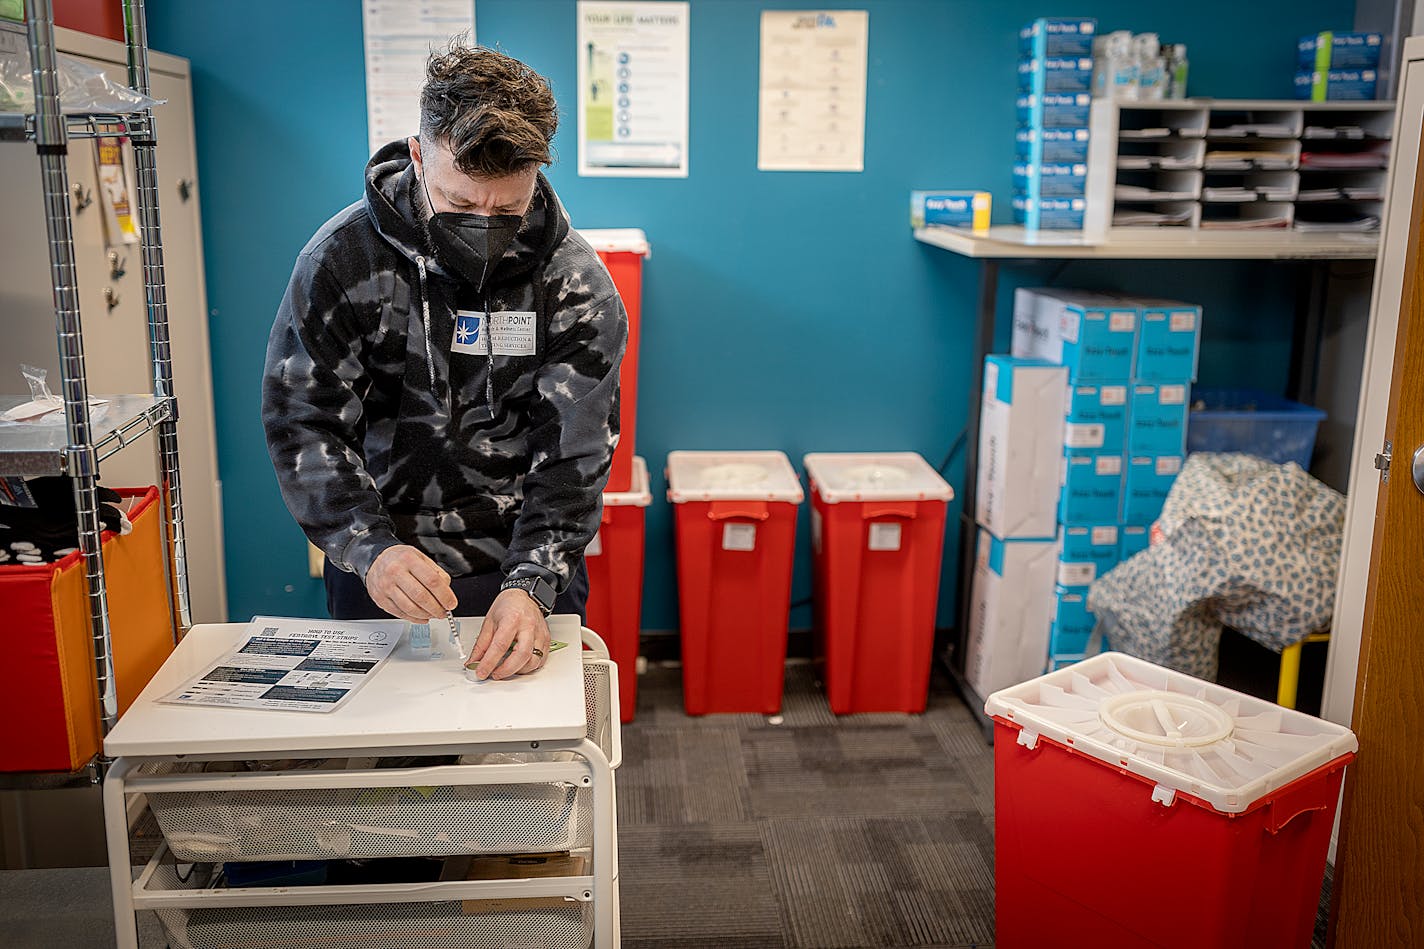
[[104, 616, 588, 759]]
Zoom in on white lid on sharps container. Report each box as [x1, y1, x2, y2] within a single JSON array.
[[603, 457, 652, 508], [984, 652, 1358, 814], [665, 451, 804, 504], [803, 452, 954, 504]]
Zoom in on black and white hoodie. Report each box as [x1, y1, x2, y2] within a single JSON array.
[[262, 141, 626, 593]]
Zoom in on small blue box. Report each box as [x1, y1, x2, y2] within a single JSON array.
[[1013, 195, 1085, 230], [1020, 18, 1097, 58], [910, 190, 991, 230], [1060, 450, 1124, 525], [1013, 161, 1089, 199], [1123, 454, 1184, 525], [1016, 92, 1093, 128], [1018, 56, 1096, 95], [1058, 299, 1137, 381], [1015, 126, 1092, 163], [1294, 68, 1379, 101], [1058, 523, 1120, 587], [1049, 585, 1095, 656], [1129, 382, 1191, 455], [1298, 31, 1384, 70], [1136, 300, 1202, 382], [1064, 381, 1129, 451]]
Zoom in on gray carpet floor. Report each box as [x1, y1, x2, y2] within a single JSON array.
[[0, 660, 1340, 948]]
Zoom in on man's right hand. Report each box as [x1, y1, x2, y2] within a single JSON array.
[[365, 545, 458, 622]]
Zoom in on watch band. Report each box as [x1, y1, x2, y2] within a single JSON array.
[[501, 575, 556, 615]]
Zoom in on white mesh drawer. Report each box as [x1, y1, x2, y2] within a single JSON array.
[[155, 898, 592, 949], [146, 760, 591, 862]]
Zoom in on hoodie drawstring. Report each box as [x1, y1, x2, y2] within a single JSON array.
[[416, 255, 436, 392]]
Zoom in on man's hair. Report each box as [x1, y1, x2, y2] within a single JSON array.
[[420, 43, 558, 178]]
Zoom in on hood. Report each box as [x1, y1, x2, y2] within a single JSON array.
[[363, 139, 569, 287]]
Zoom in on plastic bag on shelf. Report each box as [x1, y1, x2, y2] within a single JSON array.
[[0, 33, 164, 114], [1088, 452, 1346, 679], [0, 364, 108, 424]]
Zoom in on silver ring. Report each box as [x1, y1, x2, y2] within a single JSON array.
[[531, 647, 544, 658]]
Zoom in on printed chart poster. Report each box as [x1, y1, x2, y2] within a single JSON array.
[[577, 1, 689, 177], [162, 617, 402, 713], [759, 10, 869, 172], [363, 0, 476, 158]]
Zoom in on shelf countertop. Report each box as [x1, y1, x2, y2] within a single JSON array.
[[914, 225, 1380, 260]]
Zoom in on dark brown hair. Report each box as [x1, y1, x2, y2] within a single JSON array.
[[420, 43, 558, 178]]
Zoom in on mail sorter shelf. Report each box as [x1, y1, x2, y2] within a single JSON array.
[[1086, 98, 1397, 237], [0, 394, 172, 475]]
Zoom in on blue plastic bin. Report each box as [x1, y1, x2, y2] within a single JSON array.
[[1187, 389, 1327, 468]]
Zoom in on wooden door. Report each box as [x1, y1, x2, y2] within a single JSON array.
[[1329, 101, 1424, 948]]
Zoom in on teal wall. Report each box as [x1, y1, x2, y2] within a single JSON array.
[[148, 0, 1355, 632]]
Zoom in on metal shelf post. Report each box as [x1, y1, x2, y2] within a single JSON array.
[[124, 0, 191, 632], [26, 0, 120, 732]]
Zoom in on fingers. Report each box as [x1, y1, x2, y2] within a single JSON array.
[[395, 572, 448, 620], [472, 613, 521, 680], [409, 557, 459, 612], [466, 613, 500, 665], [381, 584, 427, 624], [365, 545, 456, 622]]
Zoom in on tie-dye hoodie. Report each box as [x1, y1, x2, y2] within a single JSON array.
[[262, 141, 626, 594]]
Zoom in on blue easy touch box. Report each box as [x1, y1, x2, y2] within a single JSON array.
[[965, 529, 1058, 697], [976, 356, 1068, 539], [1012, 289, 1138, 381], [1295, 68, 1378, 101], [1013, 161, 1089, 199], [1015, 127, 1092, 164], [1059, 451, 1123, 524], [1298, 32, 1383, 70], [1049, 585, 1096, 657], [1128, 382, 1191, 455], [1119, 523, 1151, 559], [1057, 524, 1120, 587], [1018, 56, 1096, 95], [1123, 454, 1184, 525], [1012, 195, 1085, 230], [910, 191, 991, 230], [1020, 18, 1097, 58], [1064, 382, 1129, 451], [1016, 92, 1092, 128], [1135, 299, 1202, 382]]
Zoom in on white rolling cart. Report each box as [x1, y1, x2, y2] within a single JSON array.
[[101, 615, 621, 948]]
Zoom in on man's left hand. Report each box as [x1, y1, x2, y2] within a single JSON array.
[[465, 588, 551, 680]]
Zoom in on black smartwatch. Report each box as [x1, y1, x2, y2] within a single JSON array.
[[501, 575, 557, 615]]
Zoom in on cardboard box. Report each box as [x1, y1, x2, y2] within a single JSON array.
[[1057, 524, 1120, 587], [1015, 126, 1092, 164], [1012, 194, 1086, 230], [1128, 382, 1191, 455], [1064, 381, 1129, 451], [910, 190, 991, 231], [1298, 31, 1384, 70], [1049, 585, 1095, 657], [976, 355, 1068, 539], [966, 529, 1057, 697], [439, 851, 589, 914], [1013, 161, 1089, 199], [1018, 56, 1096, 95], [1134, 299, 1202, 382], [1060, 450, 1124, 524], [1016, 92, 1092, 128], [1020, 17, 1097, 58], [1124, 454, 1184, 525], [1119, 523, 1151, 559], [1294, 68, 1378, 101], [1012, 288, 1138, 381]]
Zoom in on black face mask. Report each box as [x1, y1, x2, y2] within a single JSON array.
[[420, 170, 523, 290]]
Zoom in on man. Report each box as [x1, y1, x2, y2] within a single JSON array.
[[263, 45, 625, 681]]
